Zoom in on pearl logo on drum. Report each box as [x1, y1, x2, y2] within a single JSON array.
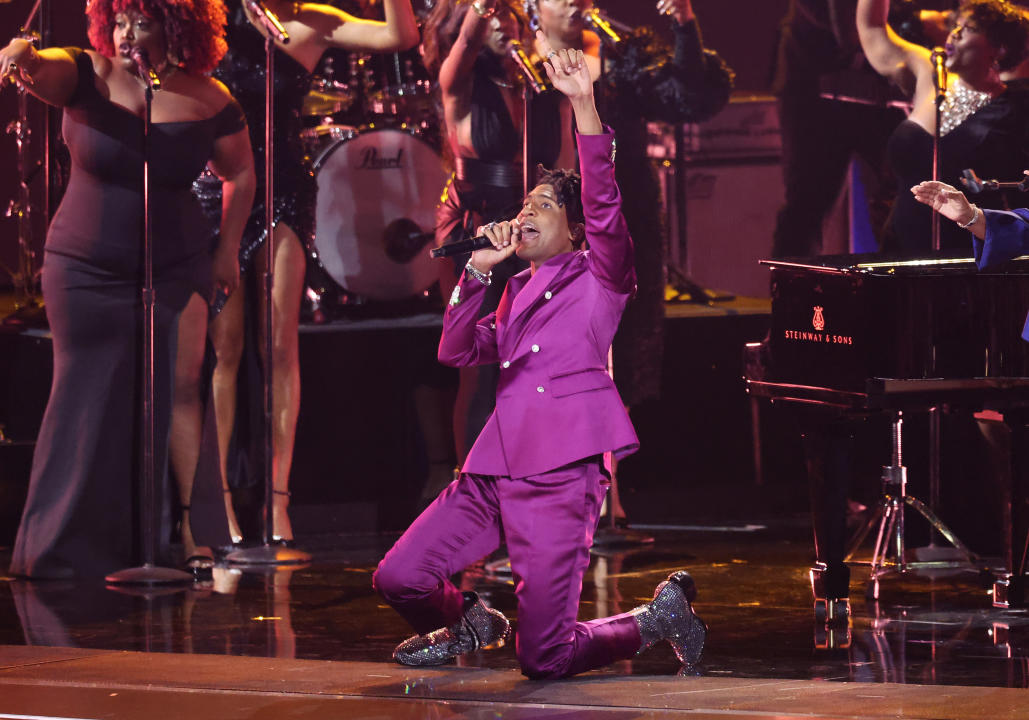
[[358, 146, 405, 170]]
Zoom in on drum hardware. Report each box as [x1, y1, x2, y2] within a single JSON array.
[[302, 56, 356, 121], [2, 15, 47, 329], [305, 124, 448, 304]]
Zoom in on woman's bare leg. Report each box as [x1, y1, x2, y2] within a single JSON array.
[[209, 283, 246, 543], [170, 293, 213, 559], [255, 224, 306, 542]]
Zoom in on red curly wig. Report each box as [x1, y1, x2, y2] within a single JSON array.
[[85, 0, 228, 75]]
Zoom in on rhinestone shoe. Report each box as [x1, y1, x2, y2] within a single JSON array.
[[393, 592, 510, 666], [632, 570, 707, 670]]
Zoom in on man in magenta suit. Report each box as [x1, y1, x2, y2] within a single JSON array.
[[373, 35, 707, 680]]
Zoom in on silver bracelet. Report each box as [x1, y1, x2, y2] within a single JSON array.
[[957, 204, 980, 229], [464, 261, 491, 286]]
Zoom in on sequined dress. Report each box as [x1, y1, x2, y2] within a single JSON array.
[[195, 6, 316, 272], [10, 49, 244, 578]]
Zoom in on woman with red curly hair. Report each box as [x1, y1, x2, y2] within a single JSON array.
[[0, 0, 256, 579]]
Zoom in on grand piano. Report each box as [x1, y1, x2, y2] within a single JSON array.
[[744, 253, 1029, 622]]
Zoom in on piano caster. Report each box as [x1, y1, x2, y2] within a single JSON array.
[[814, 597, 851, 625], [814, 618, 852, 650], [809, 563, 851, 609], [993, 573, 1026, 609]]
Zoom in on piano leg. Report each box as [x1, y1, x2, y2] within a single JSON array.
[[800, 410, 853, 625], [996, 410, 1029, 608]]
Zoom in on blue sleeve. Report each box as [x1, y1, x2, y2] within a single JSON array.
[[977, 208, 1029, 269]]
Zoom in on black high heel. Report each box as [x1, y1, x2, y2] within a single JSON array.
[[271, 490, 295, 547], [181, 505, 215, 581]]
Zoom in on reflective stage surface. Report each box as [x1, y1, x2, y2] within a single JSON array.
[[2, 514, 1028, 692]]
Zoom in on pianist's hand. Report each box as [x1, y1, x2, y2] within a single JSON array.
[[910, 181, 975, 226]]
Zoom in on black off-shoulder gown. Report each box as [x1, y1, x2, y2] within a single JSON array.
[[10, 49, 244, 579]]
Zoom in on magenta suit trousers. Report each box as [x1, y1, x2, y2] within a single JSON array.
[[373, 460, 642, 679]]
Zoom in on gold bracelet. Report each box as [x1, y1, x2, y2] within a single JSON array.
[[471, 0, 496, 18]]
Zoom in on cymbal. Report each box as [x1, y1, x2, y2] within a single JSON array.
[[302, 88, 355, 117]]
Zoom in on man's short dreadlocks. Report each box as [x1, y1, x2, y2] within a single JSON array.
[[535, 165, 586, 248]]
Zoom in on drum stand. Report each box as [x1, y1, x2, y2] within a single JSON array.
[[844, 411, 980, 600], [3, 0, 48, 329], [227, 29, 308, 567]]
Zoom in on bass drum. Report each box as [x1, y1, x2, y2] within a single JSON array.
[[309, 126, 448, 301]]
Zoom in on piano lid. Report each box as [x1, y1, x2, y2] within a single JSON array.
[[760, 252, 1029, 276], [752, 252, 1029, 391]]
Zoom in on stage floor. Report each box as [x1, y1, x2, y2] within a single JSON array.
[[2, 515, 1028, 719]]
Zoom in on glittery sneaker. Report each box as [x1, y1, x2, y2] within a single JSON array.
[[631, 570, 707, 670], [393, 592, 510, 666]]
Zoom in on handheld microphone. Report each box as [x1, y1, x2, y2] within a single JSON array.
[[430, 234, 496, 258], [583, 7, 621, 46], [507, 40, 549, 94], [128, 46, 161, 91], [931, 47, 947, 106], [244, 0, 290, 44]]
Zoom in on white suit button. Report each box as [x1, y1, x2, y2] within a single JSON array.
[[544, 291, 553, 300], [537, 386, 544, 393], [531, 344, 540, 353], [502, 361, 510, 368]]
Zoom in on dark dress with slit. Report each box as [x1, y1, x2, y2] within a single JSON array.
[[195, 6, 315, 277], [192, 7, 315, 499], [9, 49, 244, 579]]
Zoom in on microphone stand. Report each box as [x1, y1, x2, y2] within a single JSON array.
[[108, 63, 192, 586], [926, 48, 946, 551], [227, 26, 308, 566], [931, 48, 946, 253]]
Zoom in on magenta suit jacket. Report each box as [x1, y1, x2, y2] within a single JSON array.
[[438, 130, 640, 479]]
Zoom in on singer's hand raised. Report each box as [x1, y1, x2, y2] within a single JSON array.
[[469, 220, 518, 273], [537, 31, 593, 102], [658, 0, 693, 25]]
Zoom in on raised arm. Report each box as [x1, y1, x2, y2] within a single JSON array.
[[307, 0, 419, 53], [540, 32, 634, 293], [438, 0, 497, 105], [857, 0, 927, 92], [245, 0, 419, 72], [0, 41, 79, 107]]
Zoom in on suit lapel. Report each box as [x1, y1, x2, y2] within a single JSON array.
[[509, 253, 577, 325]]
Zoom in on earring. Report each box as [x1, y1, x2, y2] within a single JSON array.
[[523, 0, 541, 31]]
